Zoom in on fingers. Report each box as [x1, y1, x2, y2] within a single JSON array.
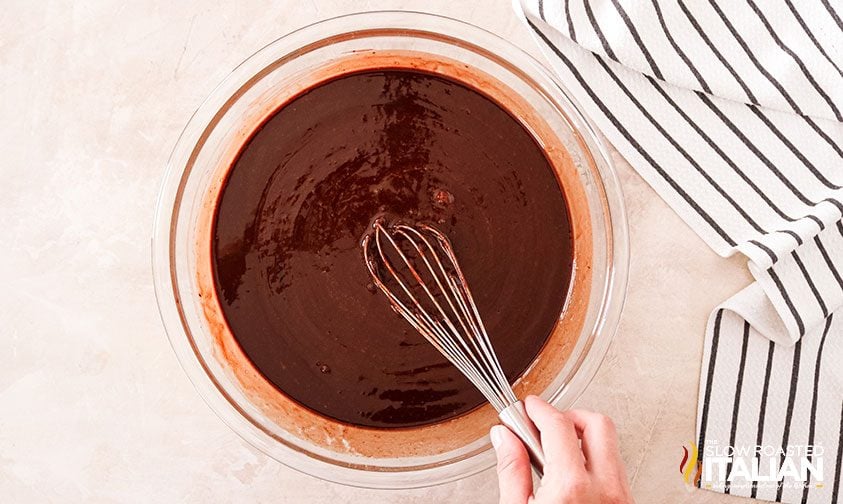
[[505, 398, 633, 504], [563, 409, 623, 473], [524, 396, 586, 478], [491, 425, 533, 504]]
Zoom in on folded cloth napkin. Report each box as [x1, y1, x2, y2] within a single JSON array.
[[514, 1, 843, 501]]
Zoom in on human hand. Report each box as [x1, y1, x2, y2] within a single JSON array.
[[491, 396, 634, 504]]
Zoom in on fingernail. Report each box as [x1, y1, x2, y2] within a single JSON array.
[[490, 425, 504, 449]]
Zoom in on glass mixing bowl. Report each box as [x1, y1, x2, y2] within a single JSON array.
[[152, 11, 628, 489]]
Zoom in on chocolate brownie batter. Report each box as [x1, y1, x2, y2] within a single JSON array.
[[212, 69, 573, 428]]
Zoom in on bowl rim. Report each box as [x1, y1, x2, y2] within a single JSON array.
[[152, 9, 629, 489]]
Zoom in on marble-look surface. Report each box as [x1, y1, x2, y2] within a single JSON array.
[[1, 1, 756, 502]]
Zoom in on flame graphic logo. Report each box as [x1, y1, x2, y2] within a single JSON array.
[[679, 442, 703, 486]]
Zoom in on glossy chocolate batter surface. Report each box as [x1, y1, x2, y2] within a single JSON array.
[[212, 69, 573, 428]]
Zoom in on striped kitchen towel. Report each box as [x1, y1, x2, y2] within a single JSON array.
[[514, 0, 843, 502]]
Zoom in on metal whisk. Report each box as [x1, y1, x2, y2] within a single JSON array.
[[362, 220, 546, 475]]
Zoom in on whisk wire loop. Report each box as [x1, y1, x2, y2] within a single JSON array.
[[362, 220, 546, 475], [363, 221, 519, 411], [424, 228, 517, 407]]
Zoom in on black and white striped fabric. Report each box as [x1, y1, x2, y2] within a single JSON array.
[[514, 1, 843, 501]]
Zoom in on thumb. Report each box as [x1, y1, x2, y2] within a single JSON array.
[[491, 425, 533, 504]]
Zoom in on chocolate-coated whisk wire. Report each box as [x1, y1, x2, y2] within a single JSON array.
[[362, 220, 545, 475]]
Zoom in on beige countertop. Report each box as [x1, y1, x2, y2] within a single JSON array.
[[1, 1, 756, 502]]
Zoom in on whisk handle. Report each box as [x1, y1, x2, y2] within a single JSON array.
[[498, 400, 545, 477]]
